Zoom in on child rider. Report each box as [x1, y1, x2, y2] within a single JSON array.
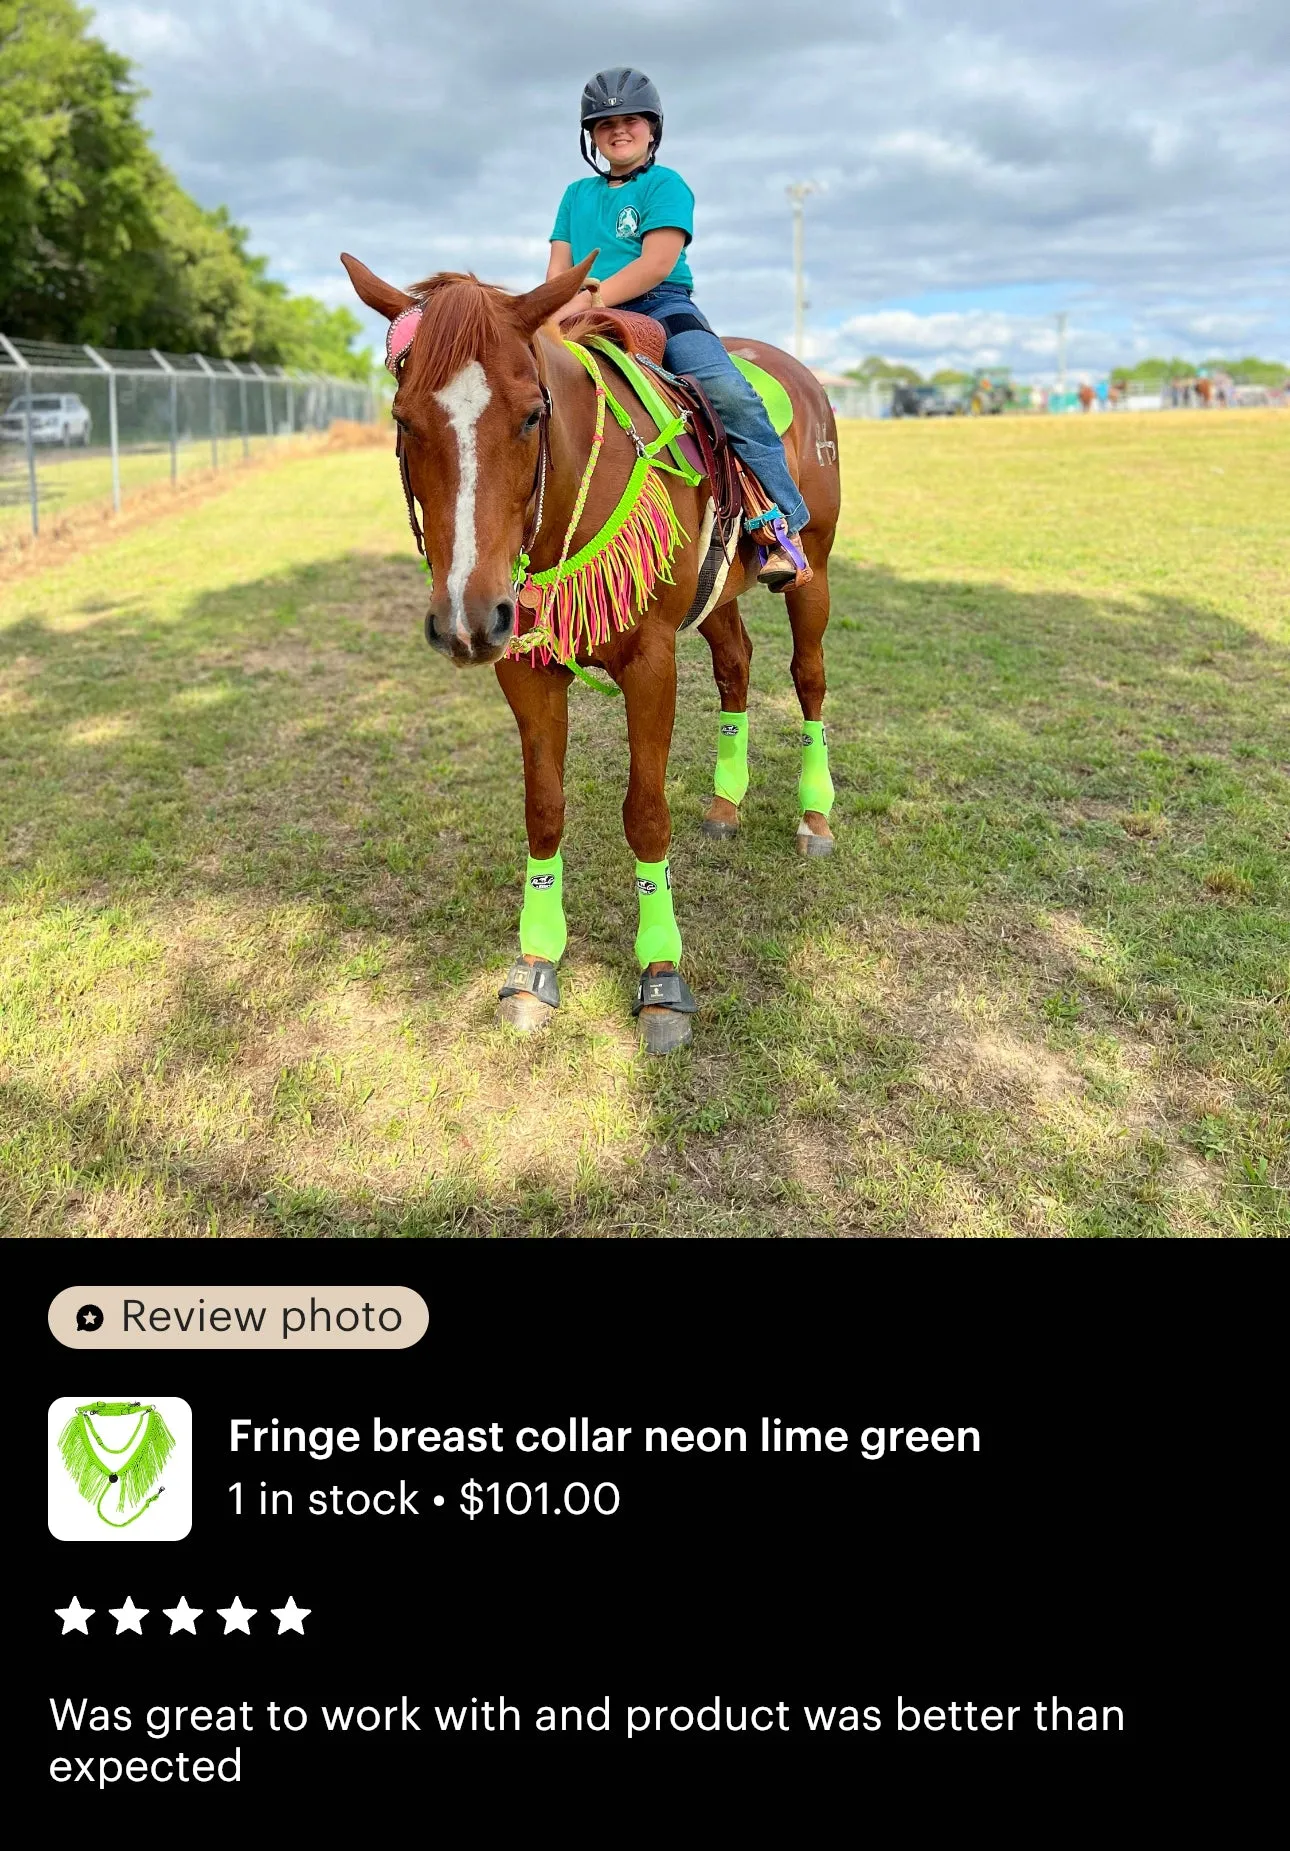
[[546, 66, 811, 591]]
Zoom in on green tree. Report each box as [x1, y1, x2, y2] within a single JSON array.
[[0, 0, 164, 341], [1111, 357, 1194, 385], [133, 192, 263, 356], [251, 286, 373, 383], [0, 0, 373, 377], [846, 353, 924, 386], [1202, 355, 1288, 386]]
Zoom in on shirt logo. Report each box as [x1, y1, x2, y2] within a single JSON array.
[[615, 205, 641, 239]]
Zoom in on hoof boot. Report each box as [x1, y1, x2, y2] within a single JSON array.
[[638, 1009, 693, 1054]]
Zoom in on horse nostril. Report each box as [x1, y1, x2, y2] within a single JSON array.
[[424, 608, 440, 646], [490, 600, 516, 645]]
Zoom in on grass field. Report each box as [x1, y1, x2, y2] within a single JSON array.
[[1, 435, 302, 536], [1, 410, 1287, 1236]]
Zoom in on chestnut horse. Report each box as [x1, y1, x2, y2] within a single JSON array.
[[341, 251, 840, 1053]]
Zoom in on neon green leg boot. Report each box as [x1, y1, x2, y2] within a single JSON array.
[[499, 851, 565, 1026], [703, 711, 748, 839], [632, 859, 697, 1054], [797, 720, 835, 857]]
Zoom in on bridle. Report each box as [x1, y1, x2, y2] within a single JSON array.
[[386, 304, 552, 587]]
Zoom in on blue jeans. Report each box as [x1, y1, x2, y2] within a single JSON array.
[[616, 282, 810, 534]]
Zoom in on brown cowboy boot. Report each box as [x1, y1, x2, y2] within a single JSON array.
[[755, 516, 813, 593]]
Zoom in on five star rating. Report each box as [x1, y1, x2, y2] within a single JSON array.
[[55, 1595, 310, 1635]]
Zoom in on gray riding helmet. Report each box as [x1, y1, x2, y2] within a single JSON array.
[[580, 68, 663, 174]]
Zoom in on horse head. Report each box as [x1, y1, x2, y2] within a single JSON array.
[[341, 251, 596, 665]]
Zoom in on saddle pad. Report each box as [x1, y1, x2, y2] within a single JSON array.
[[730, 355, 794, 437]]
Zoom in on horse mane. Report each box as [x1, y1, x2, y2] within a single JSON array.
[[404, 271, 514, 392]]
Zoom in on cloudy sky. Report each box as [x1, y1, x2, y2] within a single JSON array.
[[96, 0, 1288, 379]]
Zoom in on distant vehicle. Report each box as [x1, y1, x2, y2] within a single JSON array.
[[966, 374, 1010, 415], [0, 392, 93, 445], [890, 384, 961, 418]]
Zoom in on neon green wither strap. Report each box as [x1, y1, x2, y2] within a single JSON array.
[[57, 1401, 175, 1528], [519, 853, 567, 963], [799, 720, 835, 817], [714, 711, 749, 805], [634, 860, 682, 969]]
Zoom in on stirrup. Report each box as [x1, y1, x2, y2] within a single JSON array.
[[632, 969, 698, 1017], [756, 517, 813, 593], [498, 958, 561, 1009]]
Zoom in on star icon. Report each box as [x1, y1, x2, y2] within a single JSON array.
[[216, 1596, 257, 1634], [108, 1596, 149, 1634], [269, 1596, 311, 1635], [162, 1596, 203, 1635], [55, 1596, 95, 1635]]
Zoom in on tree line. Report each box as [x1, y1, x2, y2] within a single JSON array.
[[845, 351, 1286, 390], [0, 0, 370, 379]]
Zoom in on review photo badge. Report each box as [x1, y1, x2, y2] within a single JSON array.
[[48, 1398, 192, 1541]]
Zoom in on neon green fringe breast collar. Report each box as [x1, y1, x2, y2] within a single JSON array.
[[58, 1401, 176, 1528], [503, 339, 694, 695]]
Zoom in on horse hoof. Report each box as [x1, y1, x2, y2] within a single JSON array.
[[702, 797, 740, 839], [797, 817, 835, 857], [638, 1008, 693, 1055], [498, 991, 557, 1033]]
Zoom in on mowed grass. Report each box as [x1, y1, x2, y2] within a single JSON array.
[[1, 409, 1287, 1236], [0, 434, 310, 535]]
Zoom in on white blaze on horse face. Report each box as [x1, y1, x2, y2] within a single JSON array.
[[433, 361, 493, 643]]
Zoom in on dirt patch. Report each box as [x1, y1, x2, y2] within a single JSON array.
[[924, 1027, 1083, 1112]]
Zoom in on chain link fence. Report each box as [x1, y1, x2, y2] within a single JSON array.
[[0, 334, 379, 538]]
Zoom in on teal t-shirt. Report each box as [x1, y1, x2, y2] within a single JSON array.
[[550, 165, 694, 289]]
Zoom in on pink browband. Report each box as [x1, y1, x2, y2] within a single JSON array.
[[385, 306, 423, 376]]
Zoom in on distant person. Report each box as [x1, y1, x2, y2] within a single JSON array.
[[1078, 382, 1095, 413], [1096, 378, 1109, 410]]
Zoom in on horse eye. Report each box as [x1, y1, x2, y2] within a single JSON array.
[[520, 409, 542, 435]]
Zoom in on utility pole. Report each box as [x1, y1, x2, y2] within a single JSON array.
[[1056, 311, 1068, 396], [787, 182, 819, 361]]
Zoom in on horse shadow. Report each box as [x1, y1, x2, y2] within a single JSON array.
[[2, 548, 1285, 1235]]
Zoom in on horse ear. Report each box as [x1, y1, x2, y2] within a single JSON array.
[[339, 253, 416, 322], [511, 253, 598, 336]]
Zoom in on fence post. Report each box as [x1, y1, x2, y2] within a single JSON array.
[[0, 333, 37, 536], [194, 355, 219, 468], [84, 345, 119, 513], [251, 362, 273, 440], [152, 350, 178, 483], [238, 370, 249, 460]]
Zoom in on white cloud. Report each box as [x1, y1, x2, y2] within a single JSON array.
[[838, 309, 1055, 355], [83, 0, 1290, 367]]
